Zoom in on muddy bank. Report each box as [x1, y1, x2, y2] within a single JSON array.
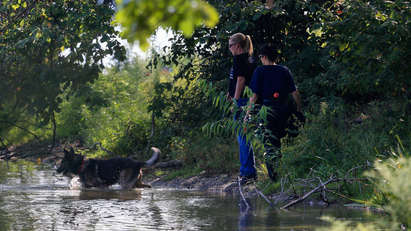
[[150, 174, 239, 193], [0, 141, 75, 163]]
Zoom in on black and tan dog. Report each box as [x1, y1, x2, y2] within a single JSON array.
[[57, 147, 160, 189]]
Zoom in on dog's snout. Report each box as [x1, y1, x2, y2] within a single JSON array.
[[56, 166, 64, 174]]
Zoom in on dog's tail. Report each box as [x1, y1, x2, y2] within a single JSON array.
[[145, 147, 160, 166]]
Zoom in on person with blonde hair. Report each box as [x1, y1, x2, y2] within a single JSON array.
[[227, 32, 257, 184]]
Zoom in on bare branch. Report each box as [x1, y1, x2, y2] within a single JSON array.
[[281, 176, 337, 210], [255, 186, 275, 208]]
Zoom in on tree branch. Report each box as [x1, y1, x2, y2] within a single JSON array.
[[0, 0, 39, 33], [88, 142, 116, 156], [255, 186, 275, 208], [0, 120, 40, 141], [281, 176, 337, 210]]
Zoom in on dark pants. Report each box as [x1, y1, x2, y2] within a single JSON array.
[[262, 105, 291, 180], [263, 105, 290, 149]]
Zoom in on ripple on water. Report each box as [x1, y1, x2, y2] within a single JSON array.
[[0, 161, 381, 231]]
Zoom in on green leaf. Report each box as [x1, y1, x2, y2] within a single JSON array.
[[11, 4, 19, 10], [114, 0, 219, 49]]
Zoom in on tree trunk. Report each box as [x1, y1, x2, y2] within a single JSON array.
[[49, 111, 57, 153]]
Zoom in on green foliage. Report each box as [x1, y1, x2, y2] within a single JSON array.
[[115, 0, 219, 49], [256, 180, 281, 195], [0, 0, 125, 142], [1, 3, 410, 223], [307, 0, 410, 102], [56, 97, 86, 139], [161, 0, 409, 112], [56, 59, 154, 157], [282, 100, 410, 180], [162, 167, 203, 181], [366, 157, 410, 228], [168, 132, 239, 174], [318, 217, 378, 231], [319, 156, 411, 231], [56, 55, 241, 173], [200, 80, 271, 160], [154, 0, 409, 184]]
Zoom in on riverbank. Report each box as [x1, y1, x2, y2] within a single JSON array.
[[0, 142, 381, 211], [0, 142, 301, 205]]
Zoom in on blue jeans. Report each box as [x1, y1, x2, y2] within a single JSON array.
[[234, 98, 256, 177]]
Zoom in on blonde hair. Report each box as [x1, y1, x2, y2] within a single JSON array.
[[229, 33, 253, 56]]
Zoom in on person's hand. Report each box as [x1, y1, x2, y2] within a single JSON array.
[[244, 110, 251, 123], [226, 93, 232, 102]]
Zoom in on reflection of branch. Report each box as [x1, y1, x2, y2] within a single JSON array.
[[0, 120, 40, 141], [237, 176, 250, 209]]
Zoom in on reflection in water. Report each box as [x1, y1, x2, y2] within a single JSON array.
[[238, 200, 253, 231], [0, 161, 380, 231], [0, 197, 11, 231]]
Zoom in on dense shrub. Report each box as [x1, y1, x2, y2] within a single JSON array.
[[319, 155, 411, 231]]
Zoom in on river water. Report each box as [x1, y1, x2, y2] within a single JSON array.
[[0, 160, 379, 231]]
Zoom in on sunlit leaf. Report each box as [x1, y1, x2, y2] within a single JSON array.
[[114, 0, 219, 49], [12, 4, 19, 10]]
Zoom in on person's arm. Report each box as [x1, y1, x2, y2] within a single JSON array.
[[291, 90, 302, 112], [249, 93, 258, 105], [234, 76, 246, 100], [245, 93, 258, 122]]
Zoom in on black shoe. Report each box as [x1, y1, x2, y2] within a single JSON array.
[[265, 161, 278, 181], [238, 174, 257, 185]]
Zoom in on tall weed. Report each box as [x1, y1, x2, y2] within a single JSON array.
[[281, 100, 410, 182], [319, 155, 411, 231]]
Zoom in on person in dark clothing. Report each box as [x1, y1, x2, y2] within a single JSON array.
[[227, 33, 257, 184], [248, 44, 302, 181]]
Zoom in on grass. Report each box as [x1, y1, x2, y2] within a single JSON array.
[[162, 167, 204, 181]]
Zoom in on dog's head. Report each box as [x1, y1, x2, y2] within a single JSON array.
[[57, 147, 84, 177]]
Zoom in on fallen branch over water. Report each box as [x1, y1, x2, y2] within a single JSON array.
[[281, 177, 337, 210], [279, 163, 373, 209], [255, 187, 275, 208], [280, 175, 371, 210]]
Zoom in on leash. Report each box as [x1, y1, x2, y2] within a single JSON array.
[[77, 158, 86, 175]]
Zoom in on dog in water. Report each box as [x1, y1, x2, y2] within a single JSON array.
[[57, 147, 160, 189]]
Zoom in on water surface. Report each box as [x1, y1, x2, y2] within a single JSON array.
[[0, 160, 379, 230]]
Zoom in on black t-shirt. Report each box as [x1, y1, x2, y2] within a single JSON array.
[[228, 53, 256, 98], [250, 65, 296, 105]]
